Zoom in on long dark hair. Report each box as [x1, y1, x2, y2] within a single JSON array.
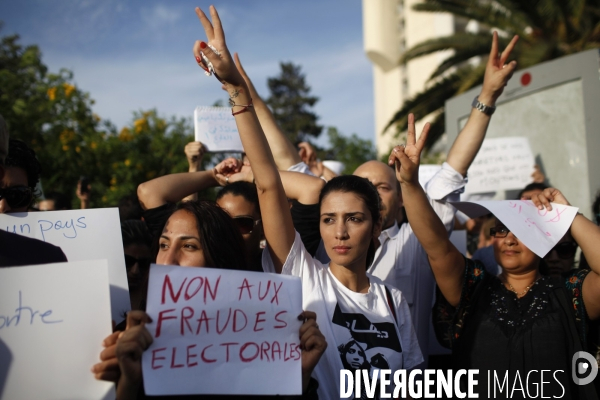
[[338, 339, 370, 371], [319, 175, 382, 268], [158, 201, 249, 271]]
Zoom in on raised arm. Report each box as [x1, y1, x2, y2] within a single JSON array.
[[194, 6, 295, 272], [182, 141, 207, 202], [137, 157, 239, 211], [230, 164, 325, 205], [445, 32, 518, 176], [234, 53, 302, 171], [390, 114, 465, 306], [532, 189, 600, 320]]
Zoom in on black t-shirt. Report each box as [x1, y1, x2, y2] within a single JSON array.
[[0, 230, 68, 267]]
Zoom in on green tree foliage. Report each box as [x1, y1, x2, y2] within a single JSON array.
[[266, 62, 323, 143], [323, 127, 376, 175], [0, 34, 196, 208], [386, 0, 600, 149]]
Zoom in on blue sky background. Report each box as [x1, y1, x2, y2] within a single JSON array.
[[0, 0, 375, 148]]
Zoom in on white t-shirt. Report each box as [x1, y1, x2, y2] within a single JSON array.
[[263, 232, 422, 400]]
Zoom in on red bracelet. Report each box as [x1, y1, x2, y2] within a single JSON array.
[[231, 98, 253, 116]]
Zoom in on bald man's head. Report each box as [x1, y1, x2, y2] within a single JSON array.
[[353, 160, 402, 230]]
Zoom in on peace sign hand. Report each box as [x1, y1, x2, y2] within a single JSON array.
[[193, 6, 244, 87], [388, 113, 430, 185], [480, 32, 519, 103]]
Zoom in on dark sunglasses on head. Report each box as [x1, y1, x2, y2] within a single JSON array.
[[490, 226, 510, 238], [233, 216, 261, 235], [0, 186, 33, 209], [545, 242, 578, 260], [124, 254, 151, 271]]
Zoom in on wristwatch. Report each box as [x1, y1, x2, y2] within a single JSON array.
[[472, 96, 496, 116]]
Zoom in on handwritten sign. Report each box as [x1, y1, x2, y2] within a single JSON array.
[[464, 137, 535, 194], [451, 200, 579, 257], [0, 208, 130, 322], [194, 106, 244, 152], [0, 260, 115, 400], [142, 265, 302, 396]]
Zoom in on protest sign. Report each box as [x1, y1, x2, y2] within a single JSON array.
[[451, 200, 578, 257], [0, 260, 115, 400], [0, 208, 130, 322], [464, 137, 535, 194], [142, 265, 303, 396], [194, 106, 244, 152]]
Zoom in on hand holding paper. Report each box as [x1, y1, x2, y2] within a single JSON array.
[[451, 197, 578, 258]]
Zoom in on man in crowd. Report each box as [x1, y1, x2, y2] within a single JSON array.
[[0, 114, 67, 266]]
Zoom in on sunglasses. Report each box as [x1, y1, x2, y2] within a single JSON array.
[[544, 242, 578, 260], [124, 254, 151, 271], [490, 226, 510, 238], [233, 216, 261, 235], [0, 186, 33, 209]]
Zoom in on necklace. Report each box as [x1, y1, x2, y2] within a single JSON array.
[[502, 275, 541, 297]]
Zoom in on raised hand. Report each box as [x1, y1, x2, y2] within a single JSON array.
[[233, 53, 261, 100], [185, 141, 206, 171], [388, 113, 430, 185], [480, 32, 519, 104], [212, 157, 243, 186], [530, 187, 571, 211], [193, 6, 243, 87]]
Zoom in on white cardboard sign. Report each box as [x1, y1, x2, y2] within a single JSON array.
[[451, 200, 578, 257], [464, 137, 535, 194], [142, 265, 303, 396], [194, 106, 244, 152], [0, 260, 115, 400], [0, 209, 130, 322]]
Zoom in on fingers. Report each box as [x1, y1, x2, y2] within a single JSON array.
[[99, 342, 117, 362], [209, 5, 226, 44], [499, 35, 519, 66], [102, 330, 121, 348], [194, 7, 214, 42], [298, 310, 317, 323], [388, 146, 403, 168], [125, 310, 152, 330], [406, 113, 416, 146], [119, 325, 154, 353], [91, 358, 120, 382], [488, 31, 499, 66], [416, 122, 431, 152]]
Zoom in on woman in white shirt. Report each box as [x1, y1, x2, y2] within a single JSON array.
[[191, 6, 422, 399]]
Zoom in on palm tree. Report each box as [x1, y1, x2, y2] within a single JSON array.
[[386, 0, 600, 149]]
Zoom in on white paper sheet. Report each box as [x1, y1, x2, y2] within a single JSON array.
[[464, 137, 535, 194], [0, 208, 130, 323], [0, 260, 115, 400], [194, 106, 244, 152], [142, 265, 303, 396], [451, 200, 579, 258]]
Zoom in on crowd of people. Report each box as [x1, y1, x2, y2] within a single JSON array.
[[2, 5, 600, 399]]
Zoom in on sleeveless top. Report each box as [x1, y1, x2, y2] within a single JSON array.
[[433, 258, 598, 399]]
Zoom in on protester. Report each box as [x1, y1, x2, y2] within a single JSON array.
[[395, 117, 600, 398], [121, 220, 153, 310], [93, 200, 327, 398], [0, 114, 67, 266], [38, 191, 70, 211], [189, 7, 422, 399], [0, 138, 41, 213], [348, 32, 519, 367]]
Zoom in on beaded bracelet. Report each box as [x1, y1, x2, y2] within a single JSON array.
[[231, 98, 254, 116]]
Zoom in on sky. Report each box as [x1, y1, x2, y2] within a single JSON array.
[[0, 0, 375, 148]]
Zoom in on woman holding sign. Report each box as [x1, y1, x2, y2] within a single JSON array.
[[394, 117, 600, 397], [188, 6, 422, 399]]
